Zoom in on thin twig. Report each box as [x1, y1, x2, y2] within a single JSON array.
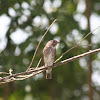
[[1, 47, 100, 84], [55, 26, 100, 63], [0, 70, 43, 84], [78, 44, 91, 47], [36, 58, 42, 69], [0, 72, 9, 75], [26, 19, 57, 71], [15, 70, 43, 81]]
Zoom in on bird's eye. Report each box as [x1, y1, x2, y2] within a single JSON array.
[[53, 40, 56, 43]]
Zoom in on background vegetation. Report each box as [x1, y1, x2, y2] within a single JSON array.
[[0, 0, 100, 100]]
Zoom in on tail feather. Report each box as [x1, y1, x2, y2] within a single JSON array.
[[46, 69, 52, 79]]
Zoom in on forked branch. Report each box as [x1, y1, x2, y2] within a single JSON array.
[[0, 47, 100, 84], [55, 26, 100, 63], [26, 19, 57, 71]]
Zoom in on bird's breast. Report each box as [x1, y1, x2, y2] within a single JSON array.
[[44, 52, 54, 66]]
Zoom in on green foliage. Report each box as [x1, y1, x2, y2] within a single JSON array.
[[0, 0, 100, 100]]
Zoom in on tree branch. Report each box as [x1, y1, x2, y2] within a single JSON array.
[[55, 25, 100, 63], [0, 48, 100, 84], [26, 19, 57, 71]]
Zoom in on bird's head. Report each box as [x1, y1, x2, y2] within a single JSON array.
[[47, 40, 59, 47]]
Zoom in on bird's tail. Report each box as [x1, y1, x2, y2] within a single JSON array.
[[46, 69, 52, 79]]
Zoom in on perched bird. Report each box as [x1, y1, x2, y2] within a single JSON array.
[[43, 40, 59, 79]]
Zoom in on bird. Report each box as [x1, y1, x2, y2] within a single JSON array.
[[43, 40, 59, 79]]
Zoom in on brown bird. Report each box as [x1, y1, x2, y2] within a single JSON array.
[[43, 40, 59, 79]]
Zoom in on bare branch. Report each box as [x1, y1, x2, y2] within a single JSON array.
[[26, 19, 57, 71], [55, 26, 100, 63], [36, 58, 42, 68], [1, 47, 100, 84], [0, 72, 9, 75]]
